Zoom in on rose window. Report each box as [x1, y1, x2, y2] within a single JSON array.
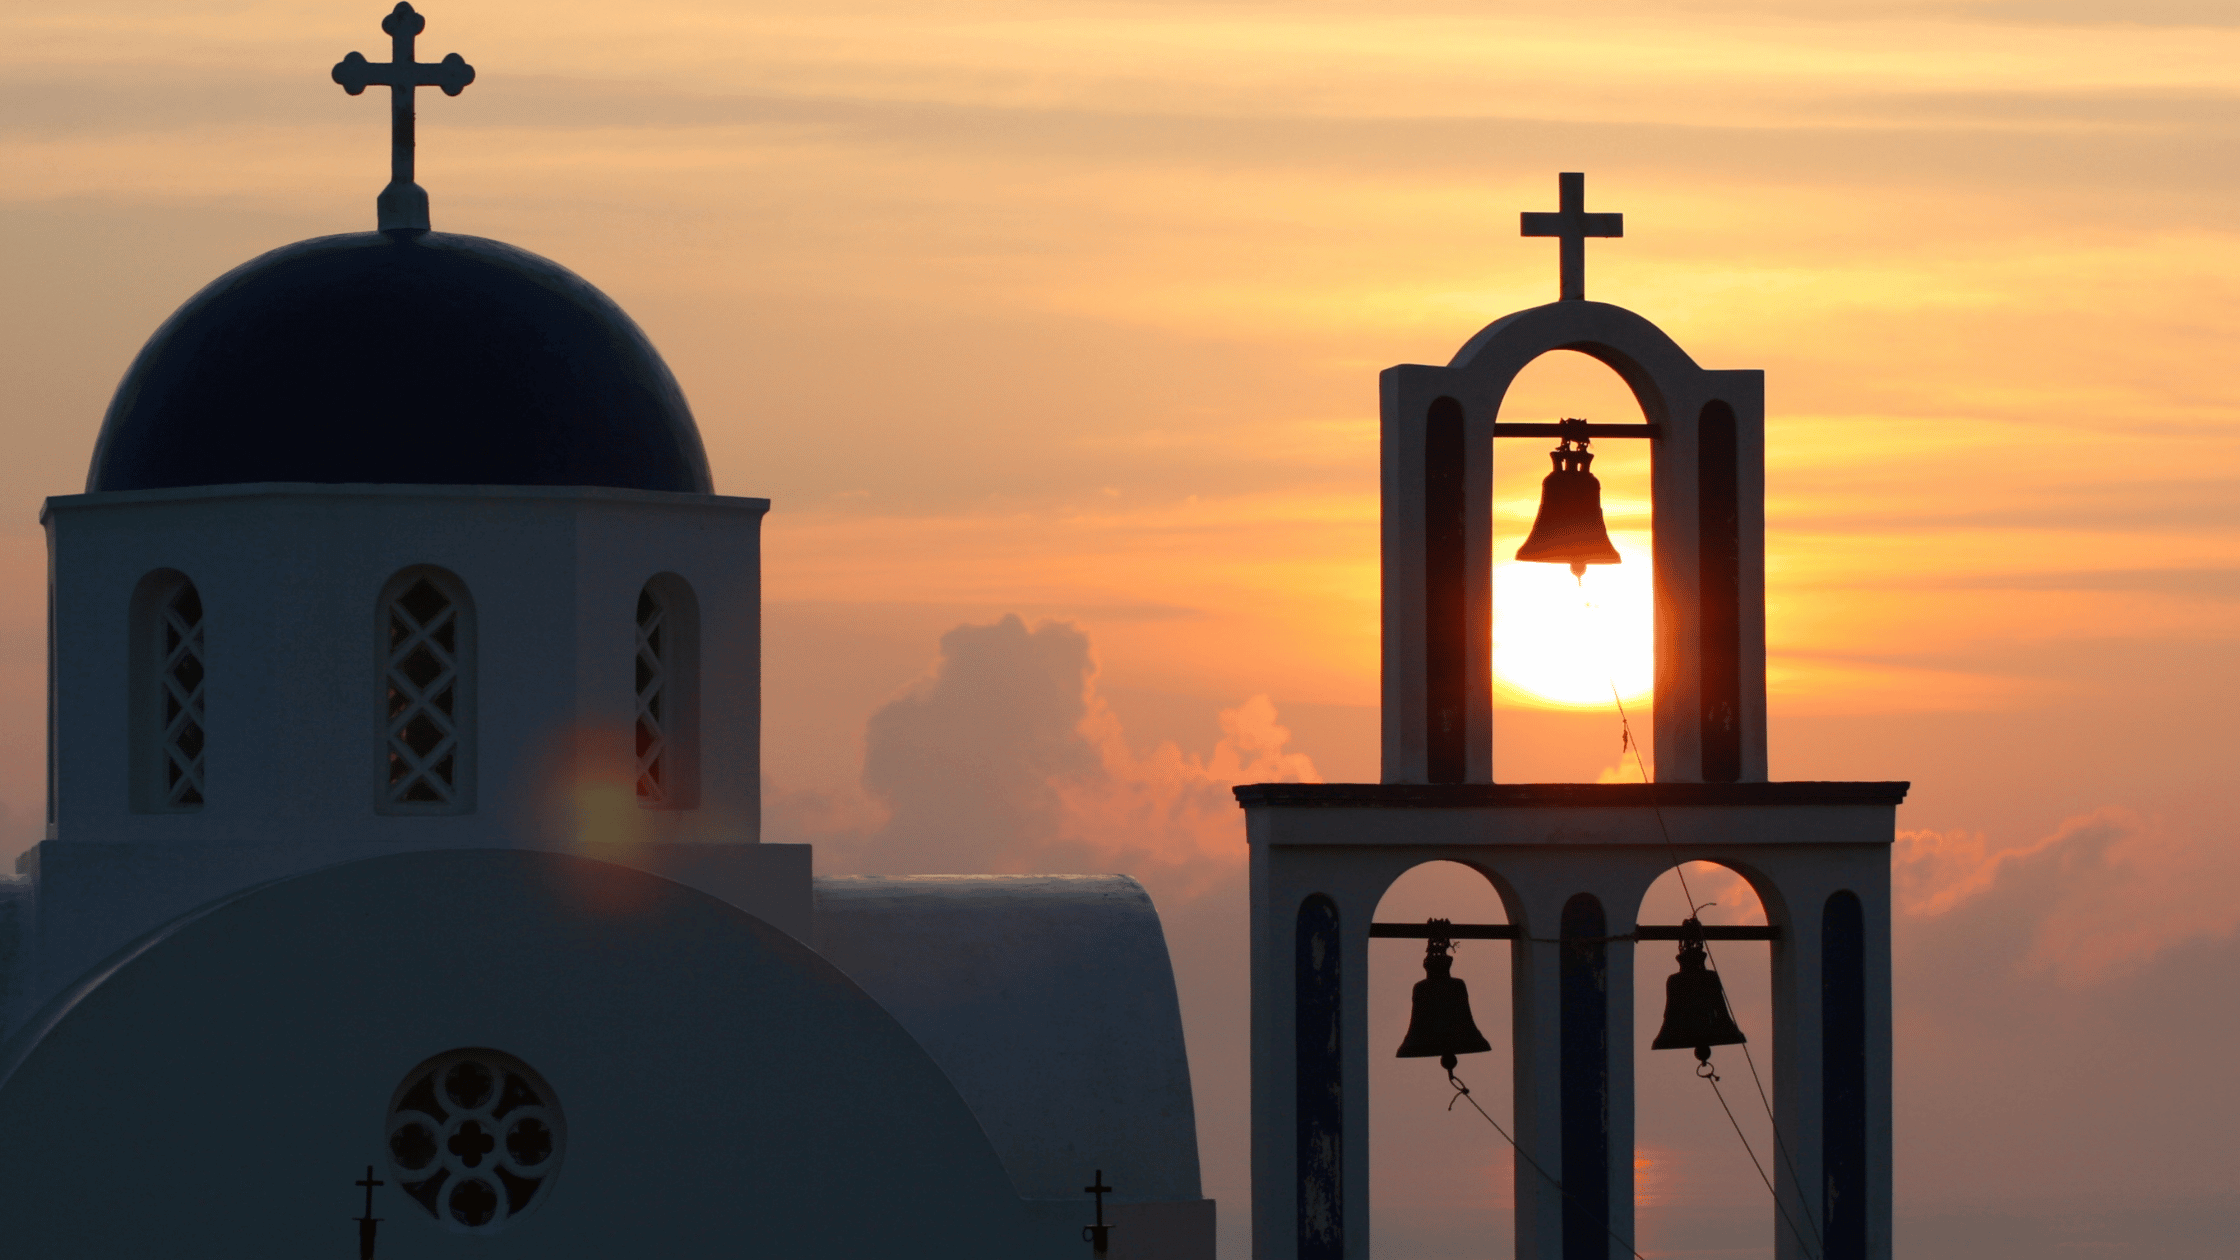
[[385, 1049, 563, 1232]]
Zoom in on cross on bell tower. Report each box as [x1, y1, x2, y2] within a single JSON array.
[[1520, 172, 1623, 302], [332, 3, 476, 233]]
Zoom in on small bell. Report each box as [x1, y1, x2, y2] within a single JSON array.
[[1649, 918, 1747, 1063], [1395, 920, 1494, 1071], [1514, 421, 1622, 579]]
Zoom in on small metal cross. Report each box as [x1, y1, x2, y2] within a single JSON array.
[[1520, 172, 1623, 302], [355, 1165, 384, 1260], [332, 3, 476, 233], [1082, 1170, 1114, 1256]]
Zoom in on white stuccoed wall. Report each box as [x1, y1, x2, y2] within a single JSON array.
[[0, 849, 1055, 1259], [815, 874, 1217, 1260], [20, 482, 789, 1014], [2, 482, 1220, 1251]]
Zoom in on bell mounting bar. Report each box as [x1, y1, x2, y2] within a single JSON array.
[[1635, 924, 1781, 940], [1371, 922, 1516, 939], [1491, 423, 1662, 439], [1369, 922, 1780, 941]]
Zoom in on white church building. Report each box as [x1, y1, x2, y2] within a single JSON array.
[[0, 7, 1215, 1257]]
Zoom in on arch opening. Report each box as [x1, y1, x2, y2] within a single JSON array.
[[1368, 860, 1515, 1254], [1632, 861, 1776, 1257], [1698, 400, 1742, 783], [1823, 890, 1867, 1260], [1490, 351, 1655, 776], [1559, 892, 1611, 1260], [1295, 894, 1344, 1260]]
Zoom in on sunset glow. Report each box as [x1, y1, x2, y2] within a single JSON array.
[[5, 2, 2238, 1255], [1491, 532, 1656, 708]]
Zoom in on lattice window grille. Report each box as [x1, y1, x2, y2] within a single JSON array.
[[385, 578, 461, 807], [634, 588, 667, 804], [158, 583, 207, 809]]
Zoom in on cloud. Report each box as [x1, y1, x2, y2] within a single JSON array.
[[1896, 807, 2240, 985], [776, 613, 1318, 898], [856, 614, 1104, 874], [1061, 691, 1320, 898]]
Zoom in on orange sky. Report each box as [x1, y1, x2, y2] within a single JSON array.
[[4, 2, 2237, 1256]]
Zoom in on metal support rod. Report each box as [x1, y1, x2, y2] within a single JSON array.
[[1491, 423, 1663, 439], [1368, 922, 1780, 941], [1635, 924, 1780, 940]]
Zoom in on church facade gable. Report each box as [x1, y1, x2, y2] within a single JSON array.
[[0, 849, 1048, 1258]]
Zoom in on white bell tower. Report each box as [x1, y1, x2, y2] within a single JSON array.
[[1239, 174, 1903, 1260]]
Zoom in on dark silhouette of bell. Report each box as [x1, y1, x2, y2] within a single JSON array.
[[1396, 924, 1493, 1071], [1650, 919, 1747, 1063], [1515, 429, 1622, 579]]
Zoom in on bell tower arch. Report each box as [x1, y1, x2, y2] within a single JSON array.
[[1381, 301, 1767, 785]]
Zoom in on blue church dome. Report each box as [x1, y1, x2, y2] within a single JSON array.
[[87, 231, 714, 494]]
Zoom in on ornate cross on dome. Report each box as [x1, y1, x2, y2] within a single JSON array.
[[332, 3, 476, 234], [1520, 171, 1623, 302]]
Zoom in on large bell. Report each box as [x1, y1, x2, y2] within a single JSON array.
[[1649, 919, 1748, 1063], [1514, 427, 1622, 579], [1395, 922, 1493, 1071]]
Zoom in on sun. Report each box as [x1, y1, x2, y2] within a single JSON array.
[[1490, 529, 1654, 708]]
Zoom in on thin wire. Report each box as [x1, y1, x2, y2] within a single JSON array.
[[1586, 581, 1828, 1257], [1737, 1040, 1825, 1255], [1610, 679, 1826, 1256], [1606, 681, 1703, 913], [1702, 1067, 1819, 1259], [1444, 1068, 1650, 1260]]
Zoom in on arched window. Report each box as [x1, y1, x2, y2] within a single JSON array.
[[1823, 890, 1868, 1260], [633, 575, 699, 809], [1558, 893, 1611, 1250], [379, 569, 474, 813], [133, 571, 206, 811], [1294, 893, 1343, 1260]]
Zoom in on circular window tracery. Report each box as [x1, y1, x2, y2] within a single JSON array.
[[385, 1049, 563, 1232]]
